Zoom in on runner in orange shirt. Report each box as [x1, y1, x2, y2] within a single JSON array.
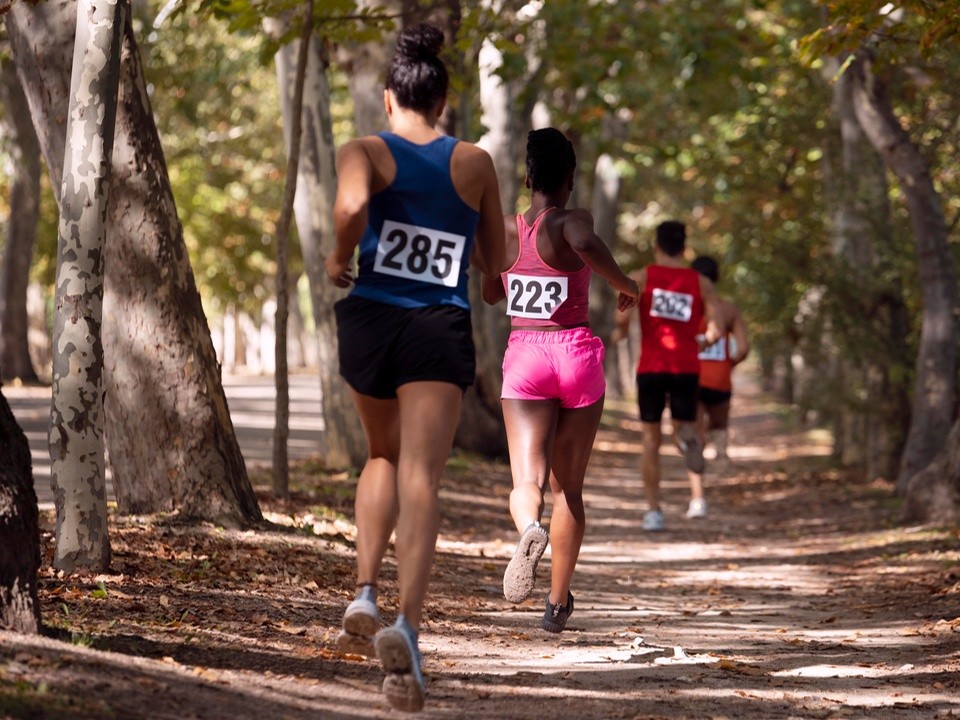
[[691, 256, 749, 474]]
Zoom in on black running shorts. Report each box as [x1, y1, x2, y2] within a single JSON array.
[[334, 295, 476, 399], [698, 387, 732, 407], [636, 372, 699, 423]]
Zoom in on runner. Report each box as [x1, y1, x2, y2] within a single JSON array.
[[324, 23, 504, 713], [691, 256, 750, 466], [484, 127, 639, 632], [613, 221, 720, 530]]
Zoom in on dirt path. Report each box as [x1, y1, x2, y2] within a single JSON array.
[[2, 375, 959, 719]]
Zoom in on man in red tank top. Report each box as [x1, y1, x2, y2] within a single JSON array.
[[614, 221, 720, 531], [692, 256, 750, 463]]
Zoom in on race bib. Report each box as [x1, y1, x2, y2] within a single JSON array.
[[506, 273, 569, 319], [699, 336, 727, 361], [650, 288, 693, 322], [373, 220, 466, 288]]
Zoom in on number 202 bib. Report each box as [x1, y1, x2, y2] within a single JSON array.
[[373, 220, 466, 288], [506, 273, 569, 319], [649, 287, 693, 322]]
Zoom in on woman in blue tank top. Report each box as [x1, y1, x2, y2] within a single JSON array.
[[324, 23, 504, 714]]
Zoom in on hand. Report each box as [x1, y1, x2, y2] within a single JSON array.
[[616, 291, 638, 312], [325, 254, 354, 288]]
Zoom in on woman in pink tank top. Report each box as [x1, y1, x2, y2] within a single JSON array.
[[483, 128, 638, 632]]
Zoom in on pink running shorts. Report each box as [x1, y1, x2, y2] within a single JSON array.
[[501, 327, 606, 408]]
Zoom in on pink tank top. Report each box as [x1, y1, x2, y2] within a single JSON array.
[[500, 208, 592, 327]]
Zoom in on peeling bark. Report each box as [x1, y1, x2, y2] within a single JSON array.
[[6, 0, 262, 528]]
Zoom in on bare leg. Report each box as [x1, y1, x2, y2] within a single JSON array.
[[393, 381, 463, 631], [350, 391, 401, 590], [547, 397, 604, 605], [641, 421, 663, 511], [674, 419, 705, 502], [502, 399, 559, 532]]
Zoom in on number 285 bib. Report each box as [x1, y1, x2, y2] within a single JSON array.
[[373, 220, 466, 288]]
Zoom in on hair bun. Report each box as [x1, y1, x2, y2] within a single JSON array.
[[396, 23, 444, 62]]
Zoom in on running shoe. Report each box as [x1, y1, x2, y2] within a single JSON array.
[[642, 509, 665, 531], [336, 594, 379, 657], [677, 429, 706, 473], [375, 617, 425, 713], [686, 498, 708, 518], [541, 591, 574, 633], [503, 522, 549, 603]]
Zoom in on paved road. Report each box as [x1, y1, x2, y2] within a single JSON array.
[[4, 374, 324, 510]]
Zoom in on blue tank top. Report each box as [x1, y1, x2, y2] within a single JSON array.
[[349, 132, 480, 309]]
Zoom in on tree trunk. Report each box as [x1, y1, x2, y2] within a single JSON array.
[[821, 54, 903, 480], [48, 0, 125, 572], [270, 0, 313, 496], [590, 152, 624, 397], [902, 417, 960, 524], [0, 387, 42, 633], [6, 1, 263, 527], [848, 50, 958, 493], [336, 0, 395, 136], [0, 57, 41, 384], [270, 26, 368, 469], [455, 25, 531, 457]]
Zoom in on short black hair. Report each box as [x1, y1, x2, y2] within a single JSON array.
[[385, 24, 448, 113], [656, 220, 686, 257], [526, 127, 576, 194], [691, 255, 719, 284]]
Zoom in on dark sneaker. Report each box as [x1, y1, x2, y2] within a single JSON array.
[[336, 595, 379, 656], [503, 522, 549, 603], [677, 429, 705, 473], [541, 591, 574, 633], [374, 619, 425, 712]]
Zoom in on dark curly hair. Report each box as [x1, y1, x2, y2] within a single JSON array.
[[526, 128, 576, 194], [385, 24, 449, 113], [691, 255, 719, 283], [656, 220, 686, 257]]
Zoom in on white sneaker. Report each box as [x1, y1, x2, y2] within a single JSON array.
[[336, 595, 379, 656], [642, 509, 664, 531], [686, 498, 708, 518]]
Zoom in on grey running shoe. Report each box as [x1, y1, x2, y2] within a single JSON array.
[[503, 522, 549, 603], [642, 509, 665, 531], [336, 595, 379, 656], [375, 619, 425, 713], [677, 429, 706, 473], [541, 591, 574, 633], [686, 498, 708, 518]]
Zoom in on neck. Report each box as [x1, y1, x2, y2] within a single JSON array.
[[389, 107, 441, 142], [528, 191, 567, 215], [655, 252, 685, 267]]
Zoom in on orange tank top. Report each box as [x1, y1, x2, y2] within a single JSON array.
[[698, 319, 732, 391]]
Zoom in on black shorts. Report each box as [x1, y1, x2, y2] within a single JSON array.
[[699, 387, 732, 407], [334, 294, 476, 399], [636, 372, 699, 423]]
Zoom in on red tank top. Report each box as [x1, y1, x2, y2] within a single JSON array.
[[637, 265, 703, 374], [501, 209, 591, 327], [698, 317, 732, 391]]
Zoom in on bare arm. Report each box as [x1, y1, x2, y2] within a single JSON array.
[[470, 150, 506, 278], [612, 268, 646, 342], [563, 209, 639, 308], [729, 303, 750, 365], [699, 275, 722, 346], [325, 140, 373, 287]]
